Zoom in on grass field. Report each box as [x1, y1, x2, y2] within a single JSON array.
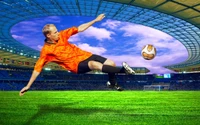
[[0, 91, 200, 125]]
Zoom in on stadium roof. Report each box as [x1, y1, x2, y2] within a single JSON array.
[[0, 0, 200, 71]]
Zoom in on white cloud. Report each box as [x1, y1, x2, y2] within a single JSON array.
[[11, 21, 41, 33], [101, 19, 121, 29], [135, 38, 187, 53], [11, 16, 61, 33], [120, 23, 172, 41], [15, 21, 38, 26], [12, 34, 24, 40], [43, 16, 61, 23], [37, 45, 43, 50], [80, 26, 115, 41], [68, 34, 81, 42], [77, 43, 106, 55]]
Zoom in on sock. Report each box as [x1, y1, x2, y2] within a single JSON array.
[[102, 65, 125, 73], [102, 65, 126, 85], [108, 73, 116, 85]]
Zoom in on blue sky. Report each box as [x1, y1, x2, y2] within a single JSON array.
[[11, 16, 188, 74]]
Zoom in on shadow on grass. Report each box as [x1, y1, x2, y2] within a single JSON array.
[[24, 102, 120, 125]]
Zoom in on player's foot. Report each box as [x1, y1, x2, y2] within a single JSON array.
[[122, 62, 135, 75], [107, 81, 123, 91]]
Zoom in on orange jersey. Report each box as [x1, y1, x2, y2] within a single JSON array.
[[34, 27, 92, 73]]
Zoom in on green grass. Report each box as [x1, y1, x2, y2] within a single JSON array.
[[0, 91, 200, 125]]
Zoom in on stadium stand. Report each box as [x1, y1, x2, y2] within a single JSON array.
[[0, 68, 199, 91]]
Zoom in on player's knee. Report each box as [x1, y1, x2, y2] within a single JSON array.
[[110, 61, 116, 66], [88, 61, 102, 70], [104, 59, 116, 66]]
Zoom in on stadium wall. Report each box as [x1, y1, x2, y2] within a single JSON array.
[[0, 69, 199, 91]]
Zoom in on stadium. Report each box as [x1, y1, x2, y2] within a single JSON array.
[[0, 0, 200, 125]]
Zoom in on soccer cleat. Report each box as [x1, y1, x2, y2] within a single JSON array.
[[106, 81, 123, 91], [122, 62, 135, 75]]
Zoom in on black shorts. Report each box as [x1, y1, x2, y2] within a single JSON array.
[[77, 54, 107, 74]]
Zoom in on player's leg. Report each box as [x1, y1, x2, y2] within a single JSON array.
[[87, 56, 125, 73], [102, 59, 126, 91], [78, 54, 135, 91], [88, 60, 123, 91], [102, 59, 118, 88], [78, 55, 135, 74], [87, 55, 134, 91], [78, 55, 121, 90], [102, 60, 135, 74], [87, 59, 117, 85]]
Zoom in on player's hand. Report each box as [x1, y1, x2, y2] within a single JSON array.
[[95, 14, 105, 22], [19, 86, 29, 96]]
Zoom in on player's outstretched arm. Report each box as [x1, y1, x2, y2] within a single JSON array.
[[19, 70, 40, 96], [78, 13, 105, 32]]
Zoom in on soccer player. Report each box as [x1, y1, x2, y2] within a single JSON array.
[[19, 14, 135, 96]]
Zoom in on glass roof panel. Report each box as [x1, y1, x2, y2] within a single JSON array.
[[133, 0, 166, 8], [174, 0, 200, 7], [155, 1, 186, 13], [189, 17, 200, 25], [174, 9, 200, 19], [0, 0, 200, 69], [195, 5, 200, 10]]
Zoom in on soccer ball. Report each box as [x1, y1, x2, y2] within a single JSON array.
[[141, 44, 156, 60]]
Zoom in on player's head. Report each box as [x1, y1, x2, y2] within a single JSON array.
[[42, 24, 59, 41]]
